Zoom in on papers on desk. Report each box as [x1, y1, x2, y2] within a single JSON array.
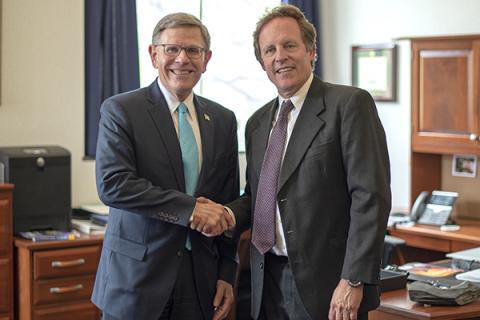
[[90, 213, 108, 226], [72, 219, 106, 235], [456, 269, 480, 283], [79, 204, 109, 215], [387, 212, 412, 227], [446, 247, 480, 263]]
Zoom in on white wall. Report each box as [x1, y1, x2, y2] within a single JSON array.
[[0, 0, 98, 206], [321, 0, 480, 210]]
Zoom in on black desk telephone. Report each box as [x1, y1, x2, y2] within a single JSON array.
[[410, 190, 459, 225]]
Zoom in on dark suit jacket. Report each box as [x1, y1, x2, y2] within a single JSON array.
[[91, 80, 239, 320], [229, 76, 391, 319]]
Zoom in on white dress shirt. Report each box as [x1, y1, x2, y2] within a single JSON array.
[[270, 73, 314, 256], [157, 78, 202, 167]]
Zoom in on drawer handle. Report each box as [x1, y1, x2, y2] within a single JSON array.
[[51, 258, 85, 268], [49, 284, 84, 294]]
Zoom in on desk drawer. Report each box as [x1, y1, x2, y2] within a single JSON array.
[[33, 275, 95, 306], [34, 246, 100, 280], [33, 301, 99, 320], [451, 241, 478, 252], [402, 234, 450, 252]]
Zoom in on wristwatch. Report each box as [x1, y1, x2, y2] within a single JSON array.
[[347, 280, 363, 288]]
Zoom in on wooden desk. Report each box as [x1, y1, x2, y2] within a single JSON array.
[[389, 222, 480, 253], [370, 288, 480, 320]]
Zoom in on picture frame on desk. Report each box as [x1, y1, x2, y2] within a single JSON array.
[[352, 43, 397, 102]]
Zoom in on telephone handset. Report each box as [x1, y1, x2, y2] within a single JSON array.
[[410, 191, 429, 222], [410, 190, 459, 225]]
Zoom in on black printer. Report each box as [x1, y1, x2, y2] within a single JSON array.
[[0, 146, 71, 233]]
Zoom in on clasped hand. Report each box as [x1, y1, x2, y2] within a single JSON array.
[[190, 197, 234, 237]]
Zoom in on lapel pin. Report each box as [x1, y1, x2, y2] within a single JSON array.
[[204, 114, 211, 121]]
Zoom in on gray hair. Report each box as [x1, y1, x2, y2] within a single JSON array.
[[152, 12, 211, 51], [253, 4, 317, 66]]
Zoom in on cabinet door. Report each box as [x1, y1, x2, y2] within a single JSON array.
[[412, 38, 480, 154], [0, 198, 12, 256], [0, 259, 12, 314], [0, 191, 12, 316]]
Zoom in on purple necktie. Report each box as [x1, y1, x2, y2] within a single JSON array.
[[252, 100, 294, 254]]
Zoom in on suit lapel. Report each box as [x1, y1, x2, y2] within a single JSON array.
[[250, 100, 278, 178], [278, 78, 326, 191], [194, 96, 214, 190], [145, 81, 184, 190]]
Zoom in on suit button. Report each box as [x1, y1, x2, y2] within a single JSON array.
[[177, 250, 184, 257], [260, 263, 264, 269]]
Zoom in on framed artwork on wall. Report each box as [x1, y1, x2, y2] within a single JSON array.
[[452, 154, 477, 178], [352, 43, 397, 102]]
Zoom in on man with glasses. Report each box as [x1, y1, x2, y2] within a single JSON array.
[[92, 12, 239, 320]]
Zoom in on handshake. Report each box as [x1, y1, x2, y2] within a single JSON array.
[[190, 197, 235, 237]]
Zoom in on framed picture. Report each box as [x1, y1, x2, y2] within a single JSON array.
[[452, 154, 477, 178], [352, 43, 397, 101]]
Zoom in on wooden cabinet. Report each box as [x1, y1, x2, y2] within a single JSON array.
[[409, 35, 480, 203], [15, 237, 103, 320], [412, 35, 480, 155], [0, 184, 14, 320]]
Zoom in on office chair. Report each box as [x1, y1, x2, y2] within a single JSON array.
[[383, 235, 406, 267]]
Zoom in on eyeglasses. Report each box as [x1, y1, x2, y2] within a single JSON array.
[[156, 44, 205, 59]]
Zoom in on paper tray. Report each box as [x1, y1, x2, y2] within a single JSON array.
[[380, 269, 408, 292]]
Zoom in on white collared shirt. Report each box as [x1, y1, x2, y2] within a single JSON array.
[[156, 78, 203, 167], [271, 73, 314, 256]]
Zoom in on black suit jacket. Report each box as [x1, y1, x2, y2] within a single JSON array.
[[91, 80, 239, 320], [229, 76, 391, 319]]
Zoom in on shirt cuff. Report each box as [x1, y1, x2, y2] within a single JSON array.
[[188, 208, 194, 223], [223, 206, 236, 228]]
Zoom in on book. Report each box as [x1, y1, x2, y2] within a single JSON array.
[[72, 218, 106, 235], [399, 262, 464, 278], [19, 230, 78, 242]]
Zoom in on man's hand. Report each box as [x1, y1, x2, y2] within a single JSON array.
[[190, 197, 234, 236], [328, 279, 363, 320], [212, 280, 234, 320]]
